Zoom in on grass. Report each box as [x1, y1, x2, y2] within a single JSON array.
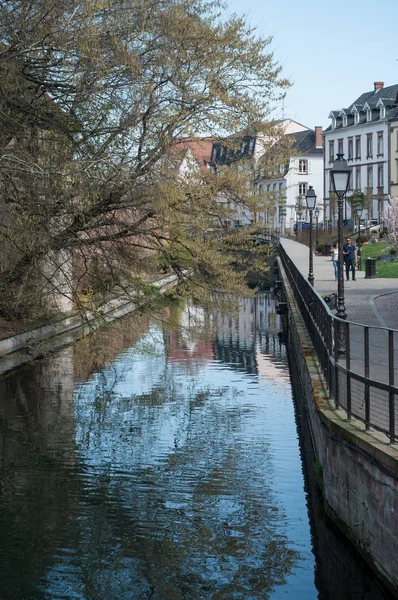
[[360, 240, 398, 278]]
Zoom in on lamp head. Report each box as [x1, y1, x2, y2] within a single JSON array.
[[330, 153, 351, 196], [356, 205, 363, 218], [305, 185, 317, 210]]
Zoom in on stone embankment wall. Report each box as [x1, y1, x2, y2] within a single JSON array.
[[278, 257, 398, 596], [0, 274, 178, 377]]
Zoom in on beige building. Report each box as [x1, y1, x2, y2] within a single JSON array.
[[389, 115, 398, 200]]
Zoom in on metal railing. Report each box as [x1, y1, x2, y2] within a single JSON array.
[[279, 244, 398, 443]]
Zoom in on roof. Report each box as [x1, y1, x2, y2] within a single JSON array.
[[286, 129, 323, 155], [172, 138, 214, 172], [349, 83, 398, 110], [325, 83, 398, 132]]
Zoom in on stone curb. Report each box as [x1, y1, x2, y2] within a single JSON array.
[[0, 274, 178, 372]]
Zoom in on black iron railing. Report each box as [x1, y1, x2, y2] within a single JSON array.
[[279, 244, 398, 443]]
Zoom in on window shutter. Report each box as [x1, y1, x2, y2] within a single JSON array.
[[308, 160, 312, 174]]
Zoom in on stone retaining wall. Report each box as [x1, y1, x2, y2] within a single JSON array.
[[0, 274, 178, 376], [278, 257, 398, 596]]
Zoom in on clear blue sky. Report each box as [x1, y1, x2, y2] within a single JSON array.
[[226, 0, 398, 129]]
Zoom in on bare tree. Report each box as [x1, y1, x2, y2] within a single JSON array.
[[0, 0, 290, 327]]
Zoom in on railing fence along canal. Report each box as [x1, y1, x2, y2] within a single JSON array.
[[279, 243, 398, 443]]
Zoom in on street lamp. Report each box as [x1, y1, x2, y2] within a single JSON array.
[[356, 205, 363, 270], [330, 153, 352, 322], [295, 197, 303, 240], [314, 208, 320, 249], [305, 186, 317, 286]]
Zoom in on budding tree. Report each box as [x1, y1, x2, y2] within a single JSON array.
[[0, 0, 290, 327], [387, 197, 398, 249]]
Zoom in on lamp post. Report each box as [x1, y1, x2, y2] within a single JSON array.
[[330, 153, 352, 324], [295, 202, 299, 240], [305, 186, 317, 286], [314, 208, 320, 249], [356, 205, 363, 271], [295, 197, 303, 240]]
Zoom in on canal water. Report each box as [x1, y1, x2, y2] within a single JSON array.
[[0, 295, 393, 599]]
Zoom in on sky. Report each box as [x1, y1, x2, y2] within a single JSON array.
[[226, 0, 398, 130]]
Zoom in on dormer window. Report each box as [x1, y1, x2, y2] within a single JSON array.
[[380, 105, 385, 119], [366, 108, 372, 122], [342, 114, 347, 127], [332, 116, 336, 129]]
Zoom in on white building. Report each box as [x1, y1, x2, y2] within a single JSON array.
[[210, 120, 324, 233], [270, 123, 324, 232], [323, 81, 398, 224]]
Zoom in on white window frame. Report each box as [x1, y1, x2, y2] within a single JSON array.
[[377, 132, 384, 156], [298, 159, 308, 174], [298, 182, 307, 196]]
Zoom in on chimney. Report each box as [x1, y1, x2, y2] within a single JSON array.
[[374, 81, 384, 92], [315, 126, 323, 148]]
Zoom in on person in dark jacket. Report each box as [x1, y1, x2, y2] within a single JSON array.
[[342, 238, 356, 281]]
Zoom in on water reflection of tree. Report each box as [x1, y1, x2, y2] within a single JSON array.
[[0, 296, 298, 599], [73, 377, 297, 599]]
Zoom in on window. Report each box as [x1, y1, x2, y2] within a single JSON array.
[[367, 166, 373, 188], [338, 139, 343, 154], [298, 159, 308, 174], [298, 182, 307, 196], [378, 165, 384, 188], [366, 108, 372, 122], [348, 137, 353, 160], [342, 114, 347, 127], [354, 111, 360, 125], [329, 140, 334, 163], [380, 106, 386, 119], [355, 167, 361, 189], [377, 132, 384, 156], [366, 133, 373, 158], [355, 136, 361, 159]]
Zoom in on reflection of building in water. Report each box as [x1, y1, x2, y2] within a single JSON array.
[[163, 302, 213, 366], [0, 346, 76, 464], [212, 295, 287, 378]]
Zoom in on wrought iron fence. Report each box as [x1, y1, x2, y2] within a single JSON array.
[[279, 244, 398, 443]]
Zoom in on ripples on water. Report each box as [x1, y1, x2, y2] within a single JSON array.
[[0, 295, 391, 599]]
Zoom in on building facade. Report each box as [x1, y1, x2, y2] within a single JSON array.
[[210, 120, 324, 233], [389, 114, 398, 200], [323, 82, 398, 224]]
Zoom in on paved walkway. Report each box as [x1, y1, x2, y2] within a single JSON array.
[[280, 238, 398, 329]]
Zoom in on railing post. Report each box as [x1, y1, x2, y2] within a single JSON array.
[[334, 319, 340, 409], [346, 321, 351, 419], [389, 329, 395, 443], [364, 327, 370, 430]]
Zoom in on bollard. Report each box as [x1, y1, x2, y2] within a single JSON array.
[[364, 257, 377, 279]]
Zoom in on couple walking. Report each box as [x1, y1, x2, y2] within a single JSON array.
[[332, 238, 356, 281]]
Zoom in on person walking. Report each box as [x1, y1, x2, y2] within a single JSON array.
[[343, 237, 356, 281], [331, 243, 339, 280]]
